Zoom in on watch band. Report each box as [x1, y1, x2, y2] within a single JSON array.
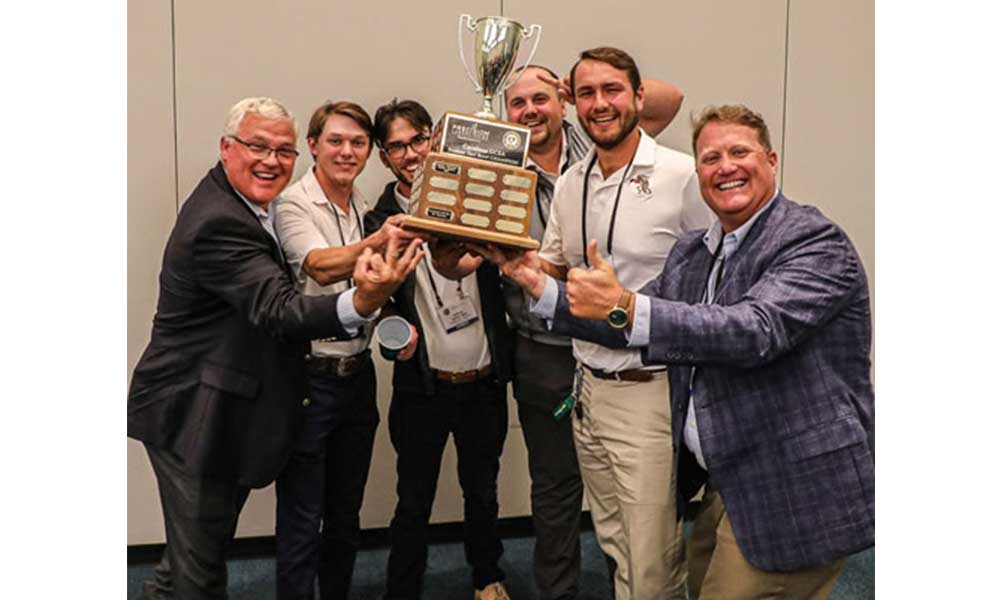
[[608, 289, 633, 329]]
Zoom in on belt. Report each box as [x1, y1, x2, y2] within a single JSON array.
[[433, 364, 492, 384], [306, 349, 371, 379], [583, 364, 666, 383]]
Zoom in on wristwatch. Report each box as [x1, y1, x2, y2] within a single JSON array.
[[607, 289, 633, 329]]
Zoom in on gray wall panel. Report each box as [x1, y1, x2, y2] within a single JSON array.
[[127, 0, 178, 544]]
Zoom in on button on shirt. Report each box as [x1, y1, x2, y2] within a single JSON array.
[[273, 167, 374, 357], [537, 129, 715, 371]]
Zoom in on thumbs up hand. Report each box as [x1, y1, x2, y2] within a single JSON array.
[[566, 240, 627, 320]]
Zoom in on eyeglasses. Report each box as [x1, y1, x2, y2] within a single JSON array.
[[381, 133, 430, 159], [229, 135, 300, 161]]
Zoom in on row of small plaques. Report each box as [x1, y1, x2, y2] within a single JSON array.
[[424, 159, 532, 234]]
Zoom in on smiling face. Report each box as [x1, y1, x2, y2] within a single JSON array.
[[219, 112, 297, 207], [309, 113, 372, 190], [572, 59, 643, 150], [695, 121, 778, 232], [378, 116, 431, 198], [505, 67, 566, 155]]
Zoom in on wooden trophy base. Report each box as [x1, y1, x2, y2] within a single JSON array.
[[402, 216, 540, 250], [403, 149, 540, 251]]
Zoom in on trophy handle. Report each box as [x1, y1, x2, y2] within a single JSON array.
[[501, 23, 543, 93], [457, 14, 483, 93]]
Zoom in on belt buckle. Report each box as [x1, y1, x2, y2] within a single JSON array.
[[335, 357, 352, 378]]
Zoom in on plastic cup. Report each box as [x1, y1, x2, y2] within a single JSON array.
[[375, 316, 413, 360]]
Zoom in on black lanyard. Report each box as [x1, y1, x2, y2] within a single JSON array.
[[332, 195, 363, 288], [580, 151, 637, 267], [422, 251, 465, 308]]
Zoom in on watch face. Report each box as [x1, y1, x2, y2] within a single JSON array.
[[608, 307, 629, 329]]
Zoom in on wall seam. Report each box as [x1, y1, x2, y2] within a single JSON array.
[[780, 0, 790, 188], [170, 0, 180, 211]]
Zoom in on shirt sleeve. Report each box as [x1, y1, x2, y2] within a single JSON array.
[[273, 195, 328, 284], [528, 275, 559, 324], [538, 176, 569, 267], [625, 294, 651, 347], [336, 288, 380, 334]]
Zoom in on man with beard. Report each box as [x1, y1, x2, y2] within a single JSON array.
[[128, 97, 422, 600], [272, 101, 421, 600], [501, 65, 684, 600], [491, 47, 714, 600], [364, 99, 515, 600]]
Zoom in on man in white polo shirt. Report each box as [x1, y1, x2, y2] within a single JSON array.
[[272, 100, 420, 600], [490, 47, 713, 600]]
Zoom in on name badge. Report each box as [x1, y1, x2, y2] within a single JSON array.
[[436, 295, 479, 333]]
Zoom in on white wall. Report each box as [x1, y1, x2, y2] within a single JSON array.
[[127, 0, 874, 544]]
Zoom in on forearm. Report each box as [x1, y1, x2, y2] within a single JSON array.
[[302, 232, 385, 286], [638, 77, 684, 137], [432, 253, 482, 280], [540, 258, 568, 281]]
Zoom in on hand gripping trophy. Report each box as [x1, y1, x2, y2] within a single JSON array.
[[402, 15, 543, 250]]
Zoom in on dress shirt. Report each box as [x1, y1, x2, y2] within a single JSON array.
[[628, 191, 779, 468]]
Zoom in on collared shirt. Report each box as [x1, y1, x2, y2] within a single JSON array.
[[505, 121, 591, 344], [273, 167, 373, 358], [235, 189, 280, 246], [537, 129, 715, 371], [394, 185, 491, 372], [627, 190, 780, 469]]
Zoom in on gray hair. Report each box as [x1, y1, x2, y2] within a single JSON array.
[[223, 97, 297, 138]]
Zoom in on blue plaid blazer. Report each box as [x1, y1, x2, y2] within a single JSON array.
[[550, 194, 874, 571]]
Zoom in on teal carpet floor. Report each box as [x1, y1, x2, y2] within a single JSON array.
[[127, 531, 873, 599]]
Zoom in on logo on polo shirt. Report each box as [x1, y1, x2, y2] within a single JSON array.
[[629, 174, 652, 197]]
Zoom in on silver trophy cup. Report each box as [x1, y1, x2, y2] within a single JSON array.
[[458, 15, 542, 119]]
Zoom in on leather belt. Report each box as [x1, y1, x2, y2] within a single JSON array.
[[306, 349, 371, 379], [433, 364, 492, 384], [583, 364, 666, 383]]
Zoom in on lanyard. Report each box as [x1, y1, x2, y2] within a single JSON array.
[[580, 151, 637, 267], [422, 254, 465, 308], [331, 195, 364, 288]]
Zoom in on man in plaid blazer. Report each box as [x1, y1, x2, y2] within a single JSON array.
[[476, 104, 874, 599]]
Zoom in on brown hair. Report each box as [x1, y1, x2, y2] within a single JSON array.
[[690, 104, 772, 155], [570, 47, 641, 94], [306, 100, 374, 143], [372, 98, 433, 148]]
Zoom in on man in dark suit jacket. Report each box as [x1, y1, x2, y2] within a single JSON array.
[[128, 97, 422, 600], [477, 104, 874, 599]]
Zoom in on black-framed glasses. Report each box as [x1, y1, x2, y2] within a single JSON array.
[[381, 133, 430, 159], [229, 135, 299, 161]]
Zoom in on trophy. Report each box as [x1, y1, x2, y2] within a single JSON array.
[[402, 15, 543, 250]]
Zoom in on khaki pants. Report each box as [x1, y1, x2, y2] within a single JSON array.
[[688, 487, 846, 599], [573, 368, 685, 600]]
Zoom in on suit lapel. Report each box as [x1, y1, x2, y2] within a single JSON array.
[[210, 162, 287, 265], [712, 195, 787, 304]]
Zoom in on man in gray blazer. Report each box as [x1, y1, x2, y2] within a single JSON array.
[[476, 104, 874, 599]]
